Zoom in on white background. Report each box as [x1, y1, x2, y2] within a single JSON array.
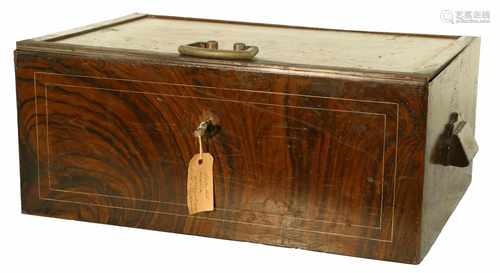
[[1, 0, 499, 272]]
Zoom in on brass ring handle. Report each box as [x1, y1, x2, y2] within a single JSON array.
[[178, 41, 259, 60]]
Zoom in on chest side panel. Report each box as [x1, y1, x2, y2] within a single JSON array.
[[421, 38, 480, 259], [15, 51, 427, 263]]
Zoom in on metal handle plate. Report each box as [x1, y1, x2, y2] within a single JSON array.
[[432, 112, 478, 167]]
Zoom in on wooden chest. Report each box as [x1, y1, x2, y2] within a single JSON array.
[[15, 13, 480, 263]]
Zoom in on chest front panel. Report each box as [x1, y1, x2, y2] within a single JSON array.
[[17, 52, 426, 262]]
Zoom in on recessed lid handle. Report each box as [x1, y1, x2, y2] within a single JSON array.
[[178, 40, 259, 60]]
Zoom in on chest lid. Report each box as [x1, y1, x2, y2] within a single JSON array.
[[17, 13, 473, 81]]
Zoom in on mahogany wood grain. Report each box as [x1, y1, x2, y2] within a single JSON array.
[[16, 49, 427, 263]]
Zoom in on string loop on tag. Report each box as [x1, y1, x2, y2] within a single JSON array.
[[194, 120, 214, 164], [197, 135, 203, 163]]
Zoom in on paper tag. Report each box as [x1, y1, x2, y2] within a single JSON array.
[[187, 153, 214, 214]]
